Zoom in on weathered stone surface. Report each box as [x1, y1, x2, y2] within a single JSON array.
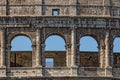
[[0, 77, 118, 80], [0, 0, 120, 79]]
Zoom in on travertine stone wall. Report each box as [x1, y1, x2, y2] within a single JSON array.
[[43, 0, 69, 5], [9, 0, 37, 5], [10, 52, 32, 67], [0, 0, 119, 16], [80, 52, 99, 67], [9, 0, 42, 16], [0, 0, 6, 5], [42, 6, 69, 16], [12, 51, 120, 68], [0, 7, 6, 16], [10, 6, 36, 16], [45, 51, 66, 67], [0, 0, 120, 78], [77, 6, 104, 15], [111, 0, 120, 6], [0, 0, 6, 16], [0, 77, 115, 80], [78, 0, 103, 5]]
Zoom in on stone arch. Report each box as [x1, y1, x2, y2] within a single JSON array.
[[45, 35, 66, 51], [113, 36, 120, 67], [11, 35, 32, 51], [113, 37, 120, 53], [45, 33, 67, 44], [44, 34, 66, 67], [80, 33, 100, 45], [10, 35, 33, 67], [79, 35, 99, 52], [9, 33, 33, 45], [79, 35, 99, 67]]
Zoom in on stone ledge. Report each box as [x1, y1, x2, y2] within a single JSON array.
[[0, 77, 119, 80]]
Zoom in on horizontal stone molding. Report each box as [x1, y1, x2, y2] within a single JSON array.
[[0, 16, 119, 28]]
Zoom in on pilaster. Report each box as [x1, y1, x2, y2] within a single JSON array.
[[103, 0, 111, 16], [104, 31, 112, 77], [66, 27, 77, 68], [66, 43, 72, 67], [69, 0, 77, 16], [35, 0, 43, 15], [32, 44, 36, 67], [41, 44, 46, 67], [6, 44, 12, 67], [7, 44, 11, 68], [41, 28, 46, 67], [36, 28, 42, 67], [0, 28, 5, 68], [105, 32, 110, 68], [71, 27, 77, 67], [99, 31, 112, 77], [99, 37, 106, 76], [100, 43, 105, 68]]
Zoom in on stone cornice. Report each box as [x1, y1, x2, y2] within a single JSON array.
[[0, 16, 119, 28]]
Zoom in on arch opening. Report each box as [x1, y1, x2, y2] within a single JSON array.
[[45, 35, 66, 67], [80, 36, 98, 52], [45, 35, 66, 51], [10, 36, 32, 67], [113, 37, 120, 68], [113, 37, 120, 53], [79, 36, 99, 67], [11, 36, 32, 51]]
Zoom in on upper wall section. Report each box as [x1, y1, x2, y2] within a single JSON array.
[[0, 0, 6, 16], [111, 0, 120, 6], [9, 0, 42, 16], [0, 0, 6, 5], [9, 0, 35, 5], [9, 0, 42, 5], [77, 0, 110, 16], [77, 0, 103, 5], [43, 0, 69, 5], [0, 0, 120, 16]]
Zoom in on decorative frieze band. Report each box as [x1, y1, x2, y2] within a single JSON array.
[[0, 17, 119, 28]]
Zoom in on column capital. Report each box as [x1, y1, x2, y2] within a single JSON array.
[[0, 27, 6, 31], [32, 44, 36, 48], [65, 43, 72, 49], [76, 44, 80, 47], [100, 42, 105, 49], [110, 44, 113, 50], [41, 44, 46, 48], [76, 44, 80, 50], [70, 26, 77, 30], [35, 27, 42, 31], [7, 44, 11, 49]]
